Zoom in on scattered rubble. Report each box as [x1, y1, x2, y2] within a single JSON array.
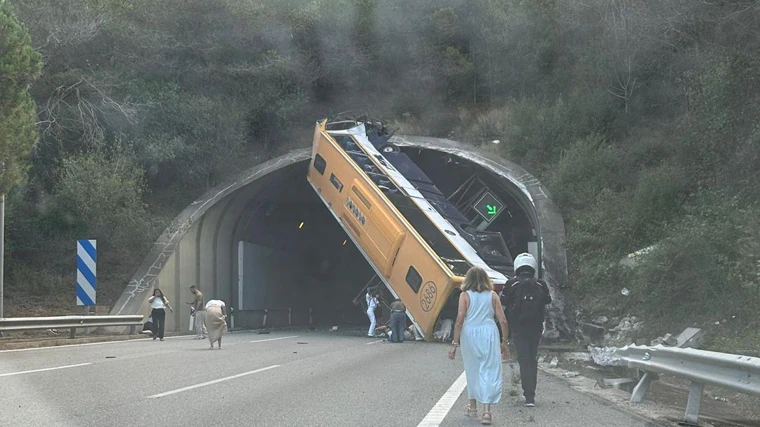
[[542, 328, 560, 341], [588, 346, 625, 367], [650, 333, 678, 347], [593, 316, 609, 325], [563, 352, 593, 362], [580, 322, 606, 345], [605, 316, 644, 347], [433, 318, 453, 341], [549, 357, 559, 368], [676, 328, 703, 348], [562, 371, 580, 378]]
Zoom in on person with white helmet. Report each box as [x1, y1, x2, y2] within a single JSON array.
[[501, 253, 551, 407]]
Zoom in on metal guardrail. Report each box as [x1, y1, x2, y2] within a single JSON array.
[[246, 308, 314, 328], [0, 315, 144, 339], [616, 344, 760, 425]]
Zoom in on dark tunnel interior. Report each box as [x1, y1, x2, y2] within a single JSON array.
[[234, 150, 537, 330]]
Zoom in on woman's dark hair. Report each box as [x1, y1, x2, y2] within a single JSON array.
[[153, 288, 164, 298]]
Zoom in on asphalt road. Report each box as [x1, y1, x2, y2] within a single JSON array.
[[0, 330, 654, 427]]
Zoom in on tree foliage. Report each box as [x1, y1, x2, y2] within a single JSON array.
[[0, 0, 42, 190]]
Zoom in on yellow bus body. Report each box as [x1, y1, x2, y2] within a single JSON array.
[[306, 121, 461, 340]]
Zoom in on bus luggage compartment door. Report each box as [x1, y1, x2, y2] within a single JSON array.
[[340, 180, 405, 278]]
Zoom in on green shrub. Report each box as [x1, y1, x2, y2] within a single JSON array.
[[546, 133, 620, 212], [51, 148, 154, 249], [628, 164, 691, 244], [498, 92, 616, 171], [628, 191, 760, 331]]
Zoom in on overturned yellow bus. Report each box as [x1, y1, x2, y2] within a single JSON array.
[[306, 119, 514, 340]]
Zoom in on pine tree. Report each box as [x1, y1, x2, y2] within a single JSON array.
[[0, 0, 42, 191]]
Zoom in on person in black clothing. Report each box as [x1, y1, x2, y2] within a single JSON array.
[[500, 253, 551, 407]]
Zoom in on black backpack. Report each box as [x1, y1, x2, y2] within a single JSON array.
[[511, 276, 545, 325]]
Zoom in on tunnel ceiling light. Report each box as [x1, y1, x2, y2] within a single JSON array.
[[298, 221, 305, 229]]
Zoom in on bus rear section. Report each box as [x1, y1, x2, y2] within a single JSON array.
[[306, 120, 458, 339]]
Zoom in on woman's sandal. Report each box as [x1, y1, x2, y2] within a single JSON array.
[[480, 411, 492, 425], [464, 404, 478, 418]]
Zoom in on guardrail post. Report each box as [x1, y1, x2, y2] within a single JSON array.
[[129, 325, 136, 335], [288, 308, 292, 326], [69, 328, 77, 339], [684, 382, 704, 425], [83, 306, 91, 335], [630, 371, 654, 403], [262, 309, 268, 328]]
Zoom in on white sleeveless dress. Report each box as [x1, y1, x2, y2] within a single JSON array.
[[460, 290, 503, 404]]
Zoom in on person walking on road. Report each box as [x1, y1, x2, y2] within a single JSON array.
[[501, 253, 552, 407], [449, 267, 510, 425], [366, 290, 379, 337], [186, 286, 206, 340], [205, 299, 228, 349], [389, 298, 406, 343], [148, 289, 173, 341]]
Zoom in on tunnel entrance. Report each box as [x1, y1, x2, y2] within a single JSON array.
[[113, 140, 569, 338], [236, 163, 375, 327], [232, 151, 537, 331]]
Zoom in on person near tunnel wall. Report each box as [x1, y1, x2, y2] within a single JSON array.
[[148, 289, 173, 341]]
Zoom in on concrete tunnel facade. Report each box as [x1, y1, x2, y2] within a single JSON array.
[[109, 135, 573, 338]]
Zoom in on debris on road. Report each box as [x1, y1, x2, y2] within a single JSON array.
[[605, 316, 644, 347], [433, 318, 453, 341], [650, 333, 678, 346], [588, 346, 625, 366], [675, 327, 703, 348]]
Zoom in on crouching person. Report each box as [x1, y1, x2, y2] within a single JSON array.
[[389, 298, 406, 343]]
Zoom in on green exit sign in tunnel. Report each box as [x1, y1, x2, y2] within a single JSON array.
[[473, 191, 504, 222]]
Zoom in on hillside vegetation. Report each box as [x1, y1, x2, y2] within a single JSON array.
[[3, 0, 759, 351]]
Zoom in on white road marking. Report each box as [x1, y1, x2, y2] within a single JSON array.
[[147, 365, 280, 398], [249, 336, 298, 343], [366, 340, 384, 345], [0, 335, 195, 353], [416, 371, 467, 427], [0, 363, 92, 378]]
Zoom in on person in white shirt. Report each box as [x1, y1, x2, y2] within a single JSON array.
[[148, 289, 173, 341], [204, 299, 228, 349], [366, 291, 379, 337]]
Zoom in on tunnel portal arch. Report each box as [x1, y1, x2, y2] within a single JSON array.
[[110, 137, 572, 338]]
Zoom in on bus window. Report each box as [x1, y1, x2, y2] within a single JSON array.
[[334, 134, 360, 152], [406, 266, 422, 293], [348, 151, 371, 169], [313, 154, 327, 175]]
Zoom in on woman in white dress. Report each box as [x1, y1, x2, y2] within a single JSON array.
[[448, 267, 510, 425]]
